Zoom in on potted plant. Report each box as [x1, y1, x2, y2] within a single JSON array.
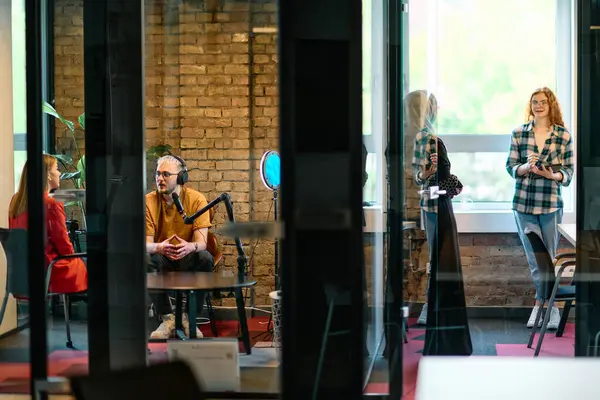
[[43, 101, 173, 227]]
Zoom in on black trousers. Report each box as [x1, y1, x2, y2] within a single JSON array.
[[148, 251, 214, 317]]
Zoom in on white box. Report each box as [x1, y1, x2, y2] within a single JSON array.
[[167, 339, 240, 392]]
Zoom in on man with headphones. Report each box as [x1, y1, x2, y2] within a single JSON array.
[[145, 154, 214, 339]]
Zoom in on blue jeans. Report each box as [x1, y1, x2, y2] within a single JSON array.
[[513, 209, 563, 302], [423, 210, 438, 298]]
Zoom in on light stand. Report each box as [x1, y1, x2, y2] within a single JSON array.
[[258, 150, 281, 340], [259, 150, 281, 291], [272, 188, 279, 290]]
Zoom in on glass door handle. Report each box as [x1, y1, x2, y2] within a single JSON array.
[[418, 186, 446, 199]]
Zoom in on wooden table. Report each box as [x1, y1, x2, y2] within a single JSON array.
[[558, 223, 576, 246], [147, 272, 257, 354]]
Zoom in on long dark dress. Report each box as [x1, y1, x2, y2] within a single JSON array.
[[422, 138, 473, 356]]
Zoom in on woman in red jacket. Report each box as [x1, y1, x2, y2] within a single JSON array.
[[8, 154, 87, 294]]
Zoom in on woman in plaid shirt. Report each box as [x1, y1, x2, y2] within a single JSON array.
[[506, 87, 574, 330]]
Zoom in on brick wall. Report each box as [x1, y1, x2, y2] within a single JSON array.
[[54, 0, 279, 304], [53, 1, 84, 155]]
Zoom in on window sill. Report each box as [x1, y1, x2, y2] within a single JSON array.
[[363, 205, 575, 234], [455, 209, 576, 233]]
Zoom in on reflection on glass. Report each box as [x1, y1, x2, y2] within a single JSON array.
[[364, 153, 378, 204], [362, 0, 387, 394], [390, 0, 579, 397]]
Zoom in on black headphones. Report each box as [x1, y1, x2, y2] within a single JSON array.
[[170, 154, 189, 185]]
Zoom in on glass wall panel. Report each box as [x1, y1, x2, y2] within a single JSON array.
[[0, 0, 57, 393], [11, 0, 600, 397], [367, 0, 586, 398], [143, 0, 280, 396], [45, 0, 88, 384], [0, 0, 30, 392], [362, 0, 388, 394]]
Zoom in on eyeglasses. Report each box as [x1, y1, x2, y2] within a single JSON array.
[[155, 171, 178, 179], [531, 100, 548, 107]]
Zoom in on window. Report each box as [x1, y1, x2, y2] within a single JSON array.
[[12, 0, 53, 190], [363, 0, 387, 202], [363, 0, 387, 233], [363, 0, 375, 203], [12, 0, 26, 190], [404, 0, 575, 232]]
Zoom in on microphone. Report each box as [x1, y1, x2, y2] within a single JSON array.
[[171, 192, 189, 222]]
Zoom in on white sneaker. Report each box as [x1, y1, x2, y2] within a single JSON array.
[[417, 303, 428, 325], [182, 314, 203, 338], [526, 305, 540, 328], [527, 305, 561, 329], [546, 307, 561, 330], [150, 314, 175, 339]]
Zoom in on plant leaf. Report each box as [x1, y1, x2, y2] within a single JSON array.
[[78, 113, 85, 130], [64, 201, 80, 208], [146, 144, 173, 160], [76, 155, 86, 188], [60, 171, 81, 180], [42, 101, 75, 133], [53, 154, 75, 170]]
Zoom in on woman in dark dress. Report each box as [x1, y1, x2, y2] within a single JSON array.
[[413, 93, 472, 356]]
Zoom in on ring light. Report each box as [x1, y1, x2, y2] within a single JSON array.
[[259, 150, 280, 191]]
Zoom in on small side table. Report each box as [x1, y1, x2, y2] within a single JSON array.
[[147, 272, 257, 354]]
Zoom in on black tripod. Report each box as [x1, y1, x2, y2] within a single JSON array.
[[255, 188, 280, 340], [273, 188, 280, 291]]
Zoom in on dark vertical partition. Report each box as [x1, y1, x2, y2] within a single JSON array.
[[25, 0, 48, 393], [84, 0, 147, 371], [576, 0, 600, 357], [384, 0, 404, 397], [42, 0, 55, 153], [279, 0, 364, 397]]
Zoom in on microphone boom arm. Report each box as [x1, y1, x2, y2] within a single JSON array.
[[183, 193, 248, 278]]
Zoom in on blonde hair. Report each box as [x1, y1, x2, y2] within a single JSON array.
[[9, 154, 57, 218], [424, 93, 438, 134], [404, 90, 428, 130], [525, 87, 565, 127], [156, 155, 184, 171]]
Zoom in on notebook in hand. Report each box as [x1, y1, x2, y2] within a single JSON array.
[[530, 163, 562, 179]]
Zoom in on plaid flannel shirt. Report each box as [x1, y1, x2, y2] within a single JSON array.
[[505, 121, 574, 215], [412, 130, 438, 213]]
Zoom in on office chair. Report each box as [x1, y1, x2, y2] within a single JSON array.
[[0, 228, 87, 348], [525, 231, 576, 356]]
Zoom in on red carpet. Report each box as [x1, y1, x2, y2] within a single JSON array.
[[0, 316, 272, 393], [0, 317, 577, 397], [496, 322, 575, 357]]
